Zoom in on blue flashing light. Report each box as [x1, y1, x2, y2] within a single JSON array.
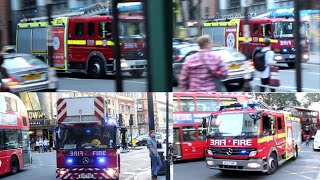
[[86, 129, 91, 133], [283, 49, 288, 53], [97, 157, 106, 164], [241, 150, 247, 153], [220, 103, 259, 110], [66, 158, 73, 164]]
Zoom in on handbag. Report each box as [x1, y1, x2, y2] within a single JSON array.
[[269, 65, 280, 87], [199, 52, 227, 92]]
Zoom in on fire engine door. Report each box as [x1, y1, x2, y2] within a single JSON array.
[[261, 114, 276, 148], [275, 115, 286, 156]]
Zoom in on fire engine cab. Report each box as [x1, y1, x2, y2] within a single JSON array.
[[202, 103, 301, 174], [202, 12, 309, 68], [16, 2, 146, 78], [55, 97, 119, 180]]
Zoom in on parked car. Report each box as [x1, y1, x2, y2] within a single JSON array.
[[1, 45, 16, 54], [172, 47, 255, 87], [173, 44, 199, 63], [136, 134, 149, 146], [155, 133, 164, 148], [313, 130, 320, 151], [1, 54, 58, 92]]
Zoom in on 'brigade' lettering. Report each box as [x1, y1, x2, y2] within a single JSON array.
[[70, 151, 84, 156], [210, 139, 226, 146], [93, 151, 106, 156]]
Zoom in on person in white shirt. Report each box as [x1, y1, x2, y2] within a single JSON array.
[[43, 139, 48, 152], [260, 39, 276, 92]]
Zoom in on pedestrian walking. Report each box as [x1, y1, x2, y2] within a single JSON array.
[[35, 140, 39, 152], [43, 138, 48, 152], [0, 54, 10, 92], [147, 130, 162, 180], [30, 138, 35, 152], [38, 139, 44, 153], [178, 35, 228, 92], [253, 38, 276, 92]]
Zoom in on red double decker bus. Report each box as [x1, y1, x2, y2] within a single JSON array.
[[278, 106, 320, 141], [173, 93, 248, 161], [0, 93, 31, 176]]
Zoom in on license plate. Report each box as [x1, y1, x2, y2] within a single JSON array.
[[23, 74, 41, 81], [79, 174, 94, 179], [222, 161, 237, 166], [289, 55, 296, 59], [229, 64, 241, 70]]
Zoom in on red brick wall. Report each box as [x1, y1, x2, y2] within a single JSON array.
[[0, 0, 9, 47]]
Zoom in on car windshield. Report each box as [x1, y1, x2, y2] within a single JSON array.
[[207, 113, 260, 138], [56, 125, 116, 150], [273, 22, 307, 38], [179, 46, 199, 56], [119, 21, 145, 38], [3, 56, 45, 69]]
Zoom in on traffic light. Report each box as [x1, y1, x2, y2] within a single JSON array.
[[118, 114, 123, 126], [129, 114, 134, 126]]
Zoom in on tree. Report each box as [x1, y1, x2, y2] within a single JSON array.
[[256, 93, 301, 107], [303, 93, 320, 107]]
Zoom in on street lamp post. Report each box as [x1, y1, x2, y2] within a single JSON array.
[[241, 0, 252, 92], [294, 0, 302, 92]]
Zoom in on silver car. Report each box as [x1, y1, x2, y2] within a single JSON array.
[[1, 54, 58, 92], [173, 47, 255, 87]]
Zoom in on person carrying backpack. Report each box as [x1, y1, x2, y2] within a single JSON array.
[[253, 39, 276, 92]]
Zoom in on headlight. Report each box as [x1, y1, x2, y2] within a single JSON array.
[[274, 56, 283, 61], [106, 168, 117, 177], [121, 62, 129, 68], [207, 149, 213, 156], [249, 151, 257, 157], [207, 160, 214, 166], [59, 170, 66, 175], [303, 54, 309, 59], [248, 163, 261, 168]]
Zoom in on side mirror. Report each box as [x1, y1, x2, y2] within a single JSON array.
[[201, 117, 207, 135]]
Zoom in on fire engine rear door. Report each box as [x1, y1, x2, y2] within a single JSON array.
[[285, 121, 294, 158]]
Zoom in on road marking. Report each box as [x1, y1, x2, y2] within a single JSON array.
[[282, 169, 314, 180]]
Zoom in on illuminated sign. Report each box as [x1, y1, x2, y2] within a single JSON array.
[[28, 111, 44, 120]]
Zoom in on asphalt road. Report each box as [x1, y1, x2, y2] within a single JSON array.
[[173, 61, 320, 92], [57, 72, 148, 92], [173, 140, 320, 180]]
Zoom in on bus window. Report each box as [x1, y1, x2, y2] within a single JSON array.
[[0, 131, 4, 150], [180, 97, 194, 112], [198, 126, 206, 141], [182, 126, 196, 142], [196, 98, 217, 112], [4, 129, 19, 150]]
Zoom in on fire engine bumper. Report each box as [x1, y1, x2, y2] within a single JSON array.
[[7, 80, 54, 92], [56, 168, 119, 180], [206, 157, 267, 172], [273, 53, 309, 63], [120, 59, 147, 71]]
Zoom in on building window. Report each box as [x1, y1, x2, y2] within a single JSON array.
[[88, 23, 95, 37], [137, 93, 142, 99], [75, 23, 84, 37], [138, 103, 142, 110], [230, 0, 240, 8]]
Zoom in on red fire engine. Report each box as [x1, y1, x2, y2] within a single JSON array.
[[55, 97, 119, 180], [16, 3, 146, 78], [202, 13, 309, 68], [202, 103, 301, 174]]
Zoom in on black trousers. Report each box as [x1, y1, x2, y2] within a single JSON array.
[[261, 77, 275, 92]]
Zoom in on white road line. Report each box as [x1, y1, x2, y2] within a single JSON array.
[[282, 170, 314, 180]]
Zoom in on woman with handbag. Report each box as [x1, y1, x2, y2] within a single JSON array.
[[178, 35, 228, 92]]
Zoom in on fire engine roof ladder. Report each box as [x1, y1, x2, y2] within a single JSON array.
[[20, 2, 109, 23]]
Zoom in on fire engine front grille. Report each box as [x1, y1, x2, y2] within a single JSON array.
[[209, 148, 256, 156], [123, 52, 147, 60]]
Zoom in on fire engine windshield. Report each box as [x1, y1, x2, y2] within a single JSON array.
[[273, 22, 307, 38], [207, 113, 260, 138], [56, 126, 116, 150], [119, 21, 145, 38]]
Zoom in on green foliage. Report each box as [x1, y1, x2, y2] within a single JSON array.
[[256, 93, 301, 107], [303, 93, 320, 107]]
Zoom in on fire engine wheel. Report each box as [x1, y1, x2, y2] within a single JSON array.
[[292, 146, 298, 160], [129, 70, 144, 78], [88, 57, 105, 79], [266, 153, 278, 175], [10, 156, 19, 175]]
